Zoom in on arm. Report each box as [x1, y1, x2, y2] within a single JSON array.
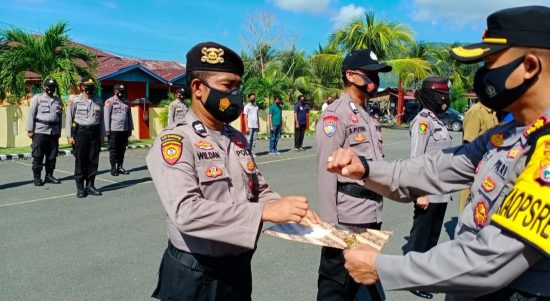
[[98, 100, 106, 139], [168, 104, 175, 125], [65, 100, 75, 138], [463, 109, 481, 143], [410, 117, 429, 159], [26, 95, 38, 136], [104, 99, 112, 136], [376, 225, 543, 296], [268, 107, 273, 131]]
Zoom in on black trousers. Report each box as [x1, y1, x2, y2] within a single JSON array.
[[74, 127, 101, 182], [31, 133, 59, 173], [406, 202, 448, 253], [294, 124, 306, 148], [318, 222, 385, 301], [108, 131, 129, 166], [152, 242, 254, 301]]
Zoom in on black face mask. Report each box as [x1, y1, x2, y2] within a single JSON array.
[[83, 86, 96, 96], [44, 86, 56, 96], [353, 72, 379, 97], [416, 88, 450, 114], [474, 56, 540, 111], [200, 80, 244, 123]]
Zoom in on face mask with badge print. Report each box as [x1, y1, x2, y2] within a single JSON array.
[[351, 71, 380, 97], [473, 56, 541, 111], [199, 79, 244, 123]]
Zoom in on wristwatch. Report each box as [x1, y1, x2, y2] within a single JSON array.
[[358, 155, 370, 180]]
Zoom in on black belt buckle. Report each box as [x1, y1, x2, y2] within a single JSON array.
[[337, 182, 381, 200]]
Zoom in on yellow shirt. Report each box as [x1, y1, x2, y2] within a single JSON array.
[[463, 102, 499, 142]]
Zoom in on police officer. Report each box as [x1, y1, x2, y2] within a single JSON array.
[[66, 76, 105, 198], [104, 84, 133, 176], [316, 48, 391, 301], [405, 77, 453, 299], [146, 42, 318, 301], [168, 87, 189, 126], [26, 78, 62, 186], [328, 6, 550, 300]]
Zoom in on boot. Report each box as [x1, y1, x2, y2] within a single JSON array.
[[45, 171, 61, 184], [86, 178, 102, 196], [110, 165, 119, 176], [76, 180, 87, 198], [33, 171, 44, 186], [117, 163, 129, 175]]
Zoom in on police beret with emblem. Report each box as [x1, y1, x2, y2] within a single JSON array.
[[421, 77, 450, 93], [114, 84, 126, 91], [185, 42, 244, 76], [451, 6, 550, 63], [79, 76, 96, 86], [342, 49, 392, 73], [42, 78, 57, 87]]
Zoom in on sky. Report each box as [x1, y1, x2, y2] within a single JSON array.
[[1, 0, 549, 64]]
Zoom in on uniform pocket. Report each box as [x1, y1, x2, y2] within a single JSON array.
[[347, 134, 373, 160], [196, 163, 232, 202], [40, 104, 51, 113]]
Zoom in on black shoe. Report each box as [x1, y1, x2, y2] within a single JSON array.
[[409, 290, 433, 299], [77, 189, 88, 198], [117, 166, 129, 175], [86, 179, 102, 196], [45, 174, 61, 184], [110, 166, 119, 176], [33, 178, 44, 186]]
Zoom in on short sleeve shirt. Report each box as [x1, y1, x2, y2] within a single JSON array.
[[294, 102, 309, 125], [243, 103, 259, 128], [268, 104, 283, 126]]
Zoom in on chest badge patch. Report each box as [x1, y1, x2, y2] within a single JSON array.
[[537, 164, 550, 185], [206, 166, 223, 178], [481, 176, 496, 193], [355, 134, 366, 142], [323, 115, 338, 137], [194, 140, 213, 150], [247, 161, 255, 171], [350, 113, 359, 123], [507, 148, 522, 159], [490, 133, 505, 148], [418, 121, 429, 135], [473, 200, 489, 228], [161, 134, 183, 165]]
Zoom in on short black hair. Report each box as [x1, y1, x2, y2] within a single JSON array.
[[186, 70, 213, 98], [274, 95, 281, 100], [248, 93, 256, 98], [298, 95, 305, 100]]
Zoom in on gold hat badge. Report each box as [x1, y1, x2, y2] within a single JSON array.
[[201, 47, 225, 64]]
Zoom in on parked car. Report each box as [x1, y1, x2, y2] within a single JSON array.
[[438, 108, 464, 132], [404, 101, 422, 124]]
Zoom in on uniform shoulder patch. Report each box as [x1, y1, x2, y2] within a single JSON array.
[[419, 111, 429, 118], [323, 115, 338, 137], [349, 102, 358, 113], [418, 121, 429, 135], [160, 134, 183, 165], [491, 134, 550, 256], [490, 132, 505, 147]]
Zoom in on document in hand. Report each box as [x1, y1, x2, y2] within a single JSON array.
[[263, 219, 392, 250]]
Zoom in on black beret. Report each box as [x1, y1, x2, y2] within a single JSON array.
[[175, 88, 185, 94], [114, 84, 126, 91], [185, 42, 244, 76], [421, 77, 450, 91], [342, 49, 392, 73], [451, 6, 550, 63], [42, 78, 57, 87], [79, 76, 96, 85]]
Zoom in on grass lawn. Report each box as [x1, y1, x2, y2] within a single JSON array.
[[0, 138, 155, 155]]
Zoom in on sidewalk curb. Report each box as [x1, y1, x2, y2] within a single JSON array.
[[0, 133, 314, 161]]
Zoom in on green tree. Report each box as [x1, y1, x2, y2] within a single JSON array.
[[0, 21, 97, 104]]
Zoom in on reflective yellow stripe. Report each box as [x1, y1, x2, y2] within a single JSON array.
[[482, 38, 508, 44], [492, 135, 550, 256]]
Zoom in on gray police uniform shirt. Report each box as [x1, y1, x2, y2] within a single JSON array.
[[362, 109, 550, 298], [146, 110, 281, 257], [104, 95, 134, 132], [316, 93, 384, 225], [65, 94, 105, 138], [26, 93, 62, 135], [410, 109, 452, 203], [168, 99, 188, 126]]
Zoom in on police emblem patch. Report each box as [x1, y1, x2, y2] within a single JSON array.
[[418, 121, 428, 135], [192, 121, 207, 136], [160, 134, 184, 165], [247, 161, 255, 171], [194, 140, 213, 150], [538, 164, 550, 185], [206, 166, 223, 178], [323, 115, 338, 137], [219, 98, 230, 112], [350, 113, 359, 123], [490, 133, 505, 147], [473, 200, 489, 228], [233, 136, 247, 149], [355, 134, 366, 142], [201, 47, 224, 64], [481, 176, 496, 192]]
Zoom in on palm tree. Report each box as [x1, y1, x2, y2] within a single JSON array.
[[0, 21, 97, 104]]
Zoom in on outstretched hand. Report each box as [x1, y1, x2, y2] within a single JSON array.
[[326, 148, 365, 180]]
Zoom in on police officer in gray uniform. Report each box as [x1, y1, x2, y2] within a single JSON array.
[[104, 84, 133, 176], [406, 77, 453, 299], [168, 87, 188, 126], [327, 6, 550, 300], [26, 78, 62, 186], [146, 42, 318, 301], [316, 48, 391, 301], [66, 76, 105, 198]]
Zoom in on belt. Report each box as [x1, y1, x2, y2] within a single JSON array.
[[76, 124, 100, 131], [167, 241, 253, 269], [337, 182, 381, 200], [35, 118, 59, 126]]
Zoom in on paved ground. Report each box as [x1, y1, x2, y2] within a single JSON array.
[[0, 127, 463, 301]]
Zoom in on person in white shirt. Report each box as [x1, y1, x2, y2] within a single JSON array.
[[243, 93, 260, 150], [321, 95, 335, 112]]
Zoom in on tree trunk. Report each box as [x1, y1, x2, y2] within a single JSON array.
[[396, 79, 404, 125]]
